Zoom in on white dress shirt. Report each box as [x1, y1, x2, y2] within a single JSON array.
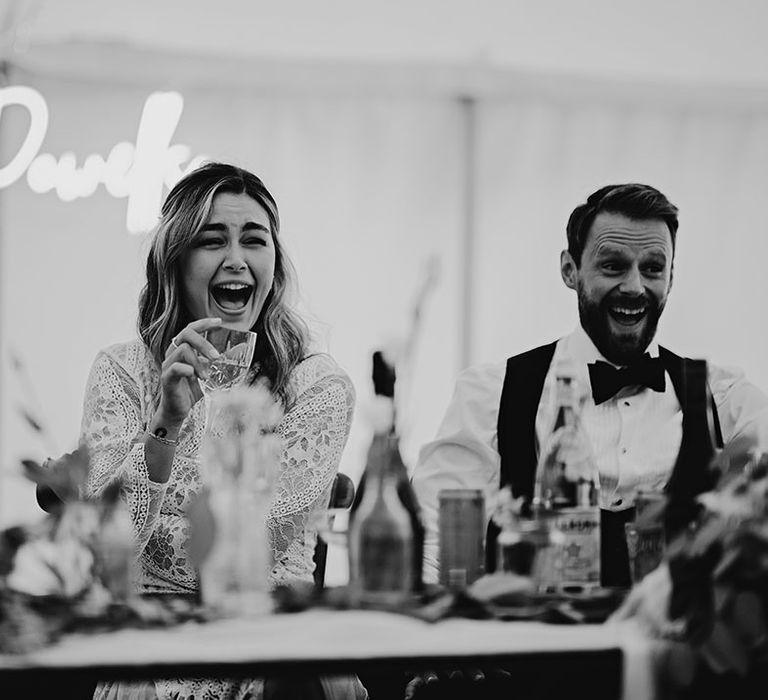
[[412, 327, 768, 583]]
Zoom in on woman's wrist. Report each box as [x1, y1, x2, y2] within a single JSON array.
[[149, 407, 184, 441], [146, 427, 179, 447]]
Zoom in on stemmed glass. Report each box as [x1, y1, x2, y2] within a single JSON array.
[[199, 326, 258, 396], [198, 326, 258, 438]]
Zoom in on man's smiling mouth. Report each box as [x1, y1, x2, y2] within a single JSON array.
[[608, 304, 647, 327], [210, 282, 254, 311]]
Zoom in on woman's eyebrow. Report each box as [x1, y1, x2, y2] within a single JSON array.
[[199, 222, 226, 233], [242, 222, 270, 233], [198, 222, 269, 233]]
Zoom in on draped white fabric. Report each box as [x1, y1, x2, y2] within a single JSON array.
[[473, 92, 768, 396], [0, 76, 464, 529], [2, 65, 768, 548]]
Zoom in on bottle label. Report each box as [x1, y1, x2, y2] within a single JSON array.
[[553, 507, 601, 589], [438, 490, 485, 589], [358, 532, 412, 598], [447, 568, 468, 589]]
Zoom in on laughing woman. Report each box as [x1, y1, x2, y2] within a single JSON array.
[[83, 163, 364, 700]]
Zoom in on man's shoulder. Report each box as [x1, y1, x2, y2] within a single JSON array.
[[503, 341, 559, 366], [456, 360, 506, 386], [657, 346, 747, 386], [456, 341, 560, 388]]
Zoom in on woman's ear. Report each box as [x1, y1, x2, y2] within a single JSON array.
[[560, 250, 578, 290]]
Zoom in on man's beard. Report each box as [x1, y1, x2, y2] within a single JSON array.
[[577, 284, 664, 365]]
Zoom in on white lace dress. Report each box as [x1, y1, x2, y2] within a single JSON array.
[[83, 340, 362, 700]]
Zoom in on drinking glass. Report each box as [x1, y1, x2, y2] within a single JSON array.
[[624, 522, 665, 584], [199, 327, 257, 396], [199, 385, 281, 617]]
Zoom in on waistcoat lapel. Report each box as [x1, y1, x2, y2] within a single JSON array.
[[486, 342, 556, 572], [658, 346, 721, 536]]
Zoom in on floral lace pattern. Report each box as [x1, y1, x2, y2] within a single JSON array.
[[82, 341, 355, 594], [82, 341, 356, 699]]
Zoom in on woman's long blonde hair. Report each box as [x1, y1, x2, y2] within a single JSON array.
[[138, 162, 309, 406]]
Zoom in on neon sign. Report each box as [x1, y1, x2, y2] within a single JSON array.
[[0, 86, 206, 234]]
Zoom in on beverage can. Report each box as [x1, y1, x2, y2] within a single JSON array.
[[438, 489, 485, 589]]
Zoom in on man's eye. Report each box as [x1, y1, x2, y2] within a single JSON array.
[[643, 265, 664, 275], [602, 262, 623, 272]]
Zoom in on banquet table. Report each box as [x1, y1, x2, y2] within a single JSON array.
[[0, 608, 668, 700]]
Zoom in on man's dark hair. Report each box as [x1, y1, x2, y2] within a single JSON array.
[[566, 183, 679, 266]]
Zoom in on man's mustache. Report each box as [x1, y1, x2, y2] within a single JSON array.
[[602, 294, 656, 311]]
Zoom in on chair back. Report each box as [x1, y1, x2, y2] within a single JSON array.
[[312, 472, 355, 590]]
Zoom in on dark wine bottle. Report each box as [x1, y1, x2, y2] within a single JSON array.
[[664, 358, 719, 539], [350, 351, 425, 594], [348, 433, 414, 607]]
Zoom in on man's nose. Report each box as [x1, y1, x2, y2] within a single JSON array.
[[618, 266, 644, 295]]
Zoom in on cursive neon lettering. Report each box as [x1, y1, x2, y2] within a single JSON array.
[[0, 86, 49, 188], [0, 86, 206, 233]]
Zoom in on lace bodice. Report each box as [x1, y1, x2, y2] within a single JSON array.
[[81, 339, 355, 595]]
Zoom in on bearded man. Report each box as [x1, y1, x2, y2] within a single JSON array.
[[412, 183, 768, 589]]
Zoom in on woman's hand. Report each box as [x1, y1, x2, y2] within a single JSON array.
[[154, 317, 223, 429]]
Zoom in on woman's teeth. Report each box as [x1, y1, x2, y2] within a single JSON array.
[[211, 283, 253, 310]]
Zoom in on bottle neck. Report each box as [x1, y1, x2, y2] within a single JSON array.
[[534, 374, 596, 512], [364, 434, 402, 495], [575, 478, 598, 507]]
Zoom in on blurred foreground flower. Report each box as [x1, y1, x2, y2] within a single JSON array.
[[611, 452, 768, 682], [198, 382, 283, 615], [0, 444, 138, 651]]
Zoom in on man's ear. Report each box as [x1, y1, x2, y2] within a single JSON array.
[[560, 250, 578, 290]]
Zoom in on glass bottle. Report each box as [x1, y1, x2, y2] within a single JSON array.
[[347, 432, 414, 607], [664, 359, 719, 538], [350, 351, 425, 594], [535, 362, 601, 591]]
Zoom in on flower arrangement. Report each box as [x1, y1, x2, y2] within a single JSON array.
[[0, 446, 204, 654], [0, 446, 133, 652], [613, 452, 768, 681]]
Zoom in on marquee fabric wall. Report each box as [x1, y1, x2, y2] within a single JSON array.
[[3, 50, 768, 542], [0, 68, 465, 526], [472, 89, 768, 382]]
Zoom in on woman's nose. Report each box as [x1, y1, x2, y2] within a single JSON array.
[[222, 246, 247, 271]]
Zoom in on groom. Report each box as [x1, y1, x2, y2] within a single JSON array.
[[412, 183, 768, 588]]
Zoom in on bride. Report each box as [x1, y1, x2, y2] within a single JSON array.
[[83, 162, 365, 700]]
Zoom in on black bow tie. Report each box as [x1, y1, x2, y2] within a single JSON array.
[[587, 355, 666, 405]]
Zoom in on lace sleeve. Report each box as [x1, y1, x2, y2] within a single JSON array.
[[80, 351, 167, 555], [268, 369, 355, 587]]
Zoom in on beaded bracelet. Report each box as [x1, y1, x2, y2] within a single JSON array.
[[147, 427, 179, 447]]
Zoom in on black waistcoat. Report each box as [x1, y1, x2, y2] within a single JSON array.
[[486, 342, 723, 587]]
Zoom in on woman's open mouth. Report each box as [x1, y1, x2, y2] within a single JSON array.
[[210, 282, 254, 312]]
